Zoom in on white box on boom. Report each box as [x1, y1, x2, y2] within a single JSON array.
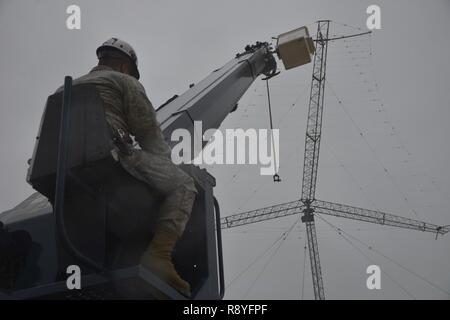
[[276, 26, 315, 70]]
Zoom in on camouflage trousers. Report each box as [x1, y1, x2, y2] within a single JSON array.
[[118, 149, 197, 238]]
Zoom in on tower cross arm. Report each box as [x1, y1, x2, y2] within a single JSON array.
[[313, 199, 449, 235], [313, 31, 372, 42], [220, 200, 304, 229]]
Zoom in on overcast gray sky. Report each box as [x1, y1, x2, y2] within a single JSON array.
[[1, 0, 449, 299]]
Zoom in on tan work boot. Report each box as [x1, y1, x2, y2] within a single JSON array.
[[140, 225, 191, 297]]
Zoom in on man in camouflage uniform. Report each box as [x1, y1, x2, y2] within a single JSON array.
[[60, 38, 196, 296]]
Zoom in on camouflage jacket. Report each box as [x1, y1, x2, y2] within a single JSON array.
[[56, 65, 171, 157]]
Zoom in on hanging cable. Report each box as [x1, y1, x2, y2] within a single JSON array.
[[301, 236, 307, 300], [276, 80, 311, 128], [242, 217, 300, 298], [366, 36, 450, 209], [265, 78, 281, 182], [329, 219, 450, 296], [323, 146, 381, 212], [326, 78, 420, 219], [331, 20, 364, 31], [225, 217, 299, 290], [315, 214, 415, 299]]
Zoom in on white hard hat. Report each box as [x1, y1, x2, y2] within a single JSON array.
[[96, 37, 140, 79]]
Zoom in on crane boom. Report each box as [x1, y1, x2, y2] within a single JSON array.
[[156, 42, 277, 155]]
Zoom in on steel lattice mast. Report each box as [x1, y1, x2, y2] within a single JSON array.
[[298, 20, 330, 300], [220, 20, 449, 300]]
